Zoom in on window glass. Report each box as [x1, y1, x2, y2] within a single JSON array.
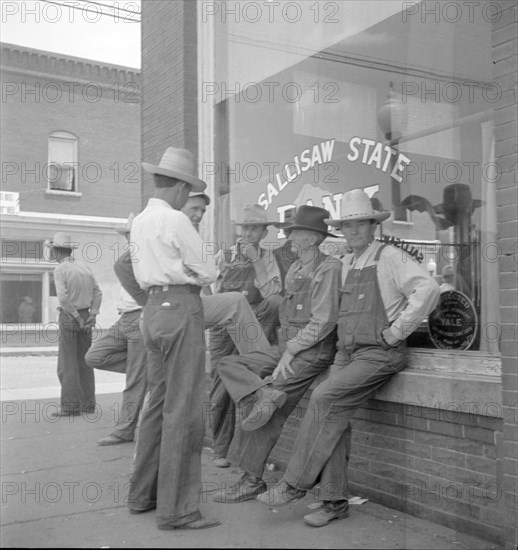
[[0, 273, 42, 323], [48, 131, 78, 192], [211, 0, 498, 352]]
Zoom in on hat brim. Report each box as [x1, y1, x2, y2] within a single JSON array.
[[233, 221, 277, 226], [433, 200, 484, 215], [283, 223, 337, 238], [325, 211, 390, 227], [141, 163, 206, 192], [188, 193, 211, 206], [49, 242, 79, 249]]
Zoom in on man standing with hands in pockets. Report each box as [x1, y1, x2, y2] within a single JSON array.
[[127, 147, 219, 530]]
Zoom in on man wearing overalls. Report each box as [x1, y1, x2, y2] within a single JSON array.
[[211, 205, 342, 502], [257, 189, 440, 527], [209, 204, 283, 467]]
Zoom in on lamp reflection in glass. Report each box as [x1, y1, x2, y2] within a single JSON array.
[[377, 82, 408, 221]]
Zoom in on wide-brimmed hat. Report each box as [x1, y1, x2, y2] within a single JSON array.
[[117, 213, 135, 235], [233, 204, 276, 226], [326, 189, 390, 227], [48, 232, 78, 249], [187, 191, 211, 206], [273, 207, 296, 229], [433, 183, 483, 224], [284, 205, 337, 238], [141, 147, 206, 192]]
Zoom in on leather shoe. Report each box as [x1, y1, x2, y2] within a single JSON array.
[[212, 456, 230, 468], [303, 500, 349, 527], [49, 409, 81, 418], [256, 479, 306, 507], [212, 472, 266, 503], [173, 516, 220, 530], [129, 506, 155, 515], [97, 434, 132, 446], [241, 386, 287, 431]]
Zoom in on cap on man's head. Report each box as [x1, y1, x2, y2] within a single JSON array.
[[442, 265, 455, 278], [234, 204, 276, 226], [141, 147, 206, 192], [273, 207, 297, 229], [187, 191, 211, 206]]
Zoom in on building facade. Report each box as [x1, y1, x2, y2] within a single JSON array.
[[1, 43, 141, 341], [140, 1, 517, 546]]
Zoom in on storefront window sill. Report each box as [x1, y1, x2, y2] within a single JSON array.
[[374, 348, 502, 418]]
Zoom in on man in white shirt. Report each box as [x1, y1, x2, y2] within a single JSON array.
[[85, 215, 147, 446], [257, 189, 440, 528], [126, 147, 219, 530]]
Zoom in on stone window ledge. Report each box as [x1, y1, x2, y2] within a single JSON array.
[[374, 349, 502, 418]]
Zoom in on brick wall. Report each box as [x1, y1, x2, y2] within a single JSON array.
[[493, 3, 518, 549], [141, 0, 198, 206], [268, 392, 504, 544], [0, 44, 141, 218]]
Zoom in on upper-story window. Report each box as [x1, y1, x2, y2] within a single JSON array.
[[47, 131, 78, 192]]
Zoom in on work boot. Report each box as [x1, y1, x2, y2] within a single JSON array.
[[212, 472, 267, 503], [256, 479, 306, 506], [240, 386, 287, 431], [303, 500, 349, 527]]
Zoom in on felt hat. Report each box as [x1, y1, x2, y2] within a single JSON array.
[[48, 232, 78, 249], [141, 147, 206, 192], [187, 191, 211, 206], [326, 189, 390, 227], [433, 184, 483, 225], [117, 213, 135, 235], [233, 204, 276, 226], [284, 205, 336, 237]]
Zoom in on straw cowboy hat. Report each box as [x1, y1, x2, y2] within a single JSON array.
[[48, 232, 79, 249], [233, 204, 276, 226], [187, 191, 211, 205], [117, 213, 135, 235], [141, 147, 206, 192], [326, 189, 390, 227], [284, 205, 337, 237], [273, 207, 297, 229]]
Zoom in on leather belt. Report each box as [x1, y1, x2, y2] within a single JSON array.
[[148, 284, 200, 295]]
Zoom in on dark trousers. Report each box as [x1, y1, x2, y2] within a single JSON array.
[[57, 309, 95, 413], [217, 335, 337, 482], [209, 294, 282, 458], [85, 309, 147, 440], [127, 289, 205, 529]]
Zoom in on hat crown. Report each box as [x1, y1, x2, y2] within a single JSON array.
[[239, 204, 270, 224], [286, 205, 331, 234], [339, 189, 384, 221], [158, 147, 195, 177], [50, 231, 78, 248]]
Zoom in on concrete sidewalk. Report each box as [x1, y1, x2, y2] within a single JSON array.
[[1, 389, 500, 549]]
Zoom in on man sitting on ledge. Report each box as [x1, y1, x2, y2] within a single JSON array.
[[256, 188, 440, 528]]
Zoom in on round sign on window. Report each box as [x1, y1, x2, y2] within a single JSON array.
[[428, 290, 478, 350]]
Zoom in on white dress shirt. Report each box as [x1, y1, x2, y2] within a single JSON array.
[[130, 198, 217, 290]]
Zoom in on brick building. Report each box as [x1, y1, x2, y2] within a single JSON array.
[[1, 43, 141, 340], [140, 1, 516, 546]]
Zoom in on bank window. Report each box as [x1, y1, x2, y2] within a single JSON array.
[[211, 0, 498, 353], [48, 131, 78, 192]]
